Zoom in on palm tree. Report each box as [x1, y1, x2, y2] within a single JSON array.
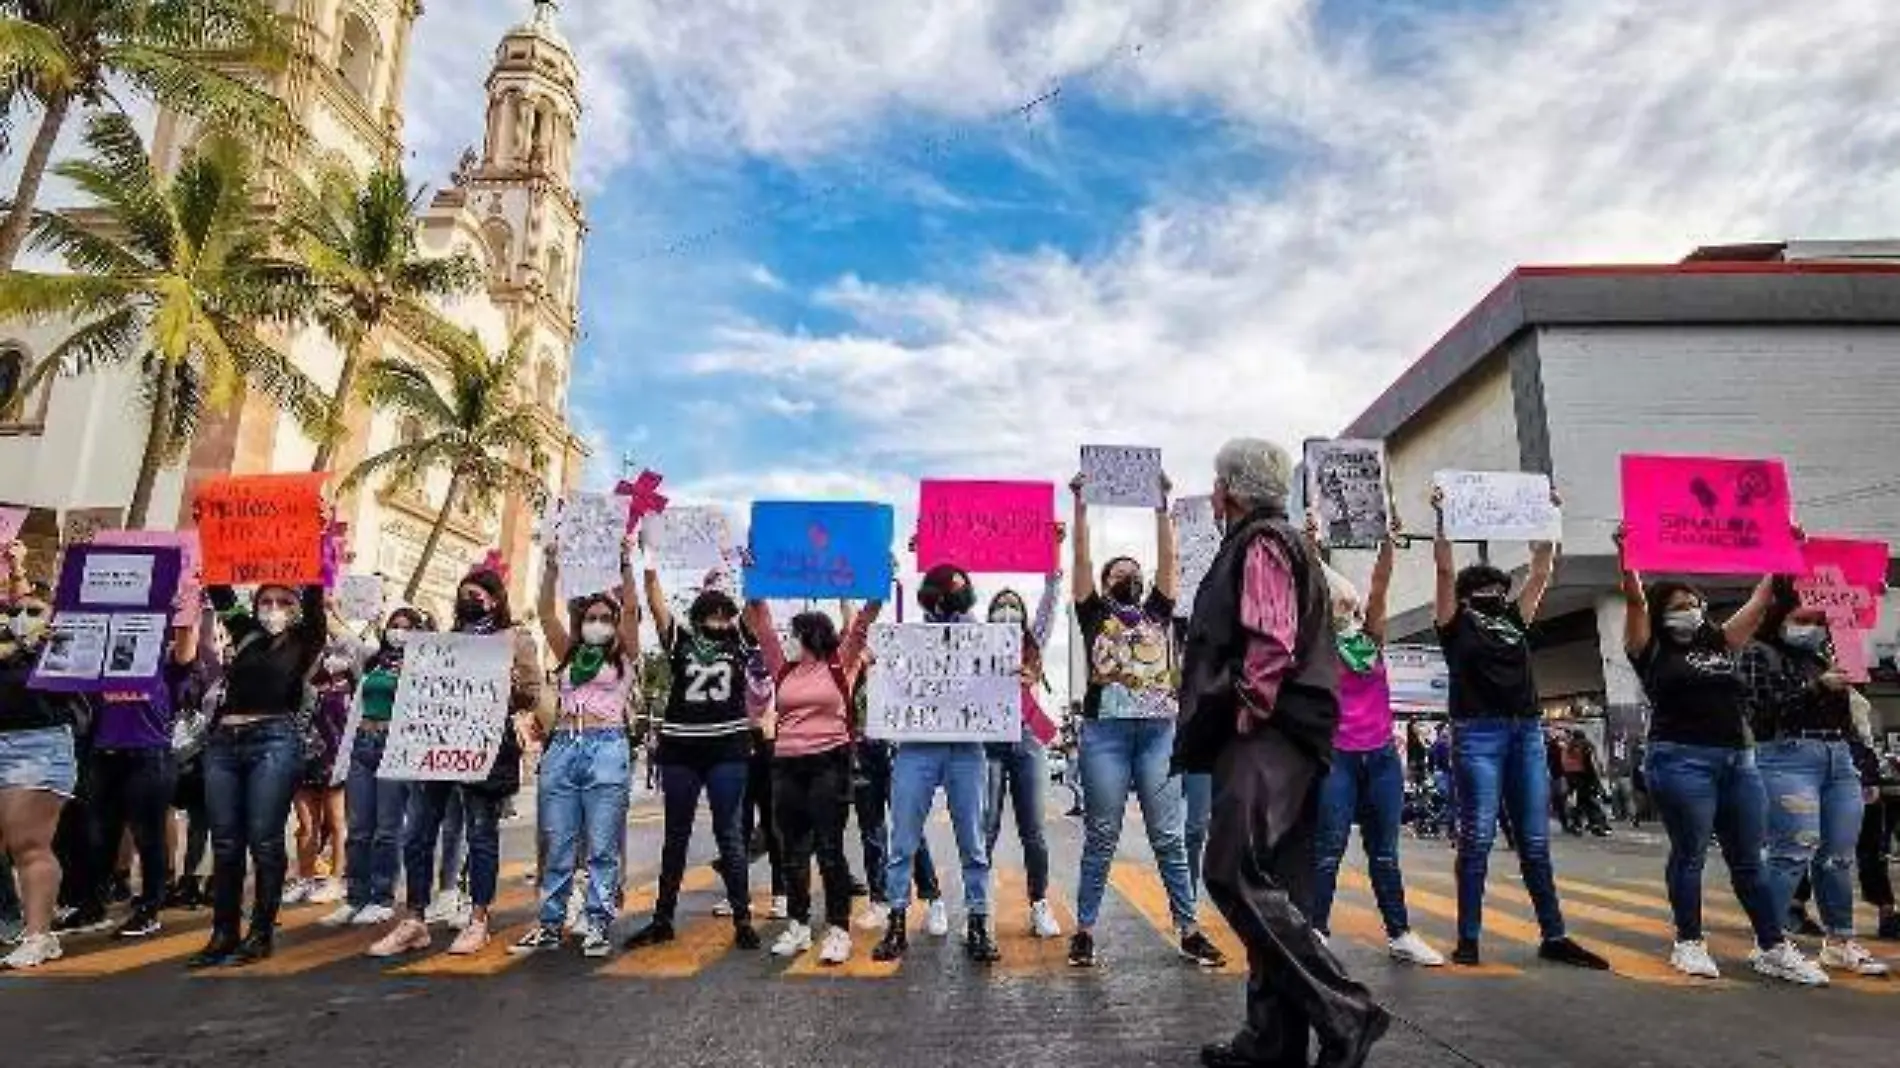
[[340, 328, 549, 602], [277, 163, 482, 473], [0, 0, 295, 269], [0, 112, 326, 528]]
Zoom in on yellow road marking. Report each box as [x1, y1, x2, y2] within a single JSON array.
[[592, 867, 725, 978], [991, 869, 1077, 977], [1334, 874, 1520, 977], [1107, 860, 1245, 975], [782, 899, 926, 979], [16, 904, 328, 979]]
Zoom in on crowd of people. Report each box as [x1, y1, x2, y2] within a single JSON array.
[[1, 436, 1895, 1068]]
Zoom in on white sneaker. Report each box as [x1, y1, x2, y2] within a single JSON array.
[[818, 926, 852, 965], [307, 878, 345, 905], [1752, 940, 1830, 986], [351, 904, 395, 927], [280, 878, 311, 905], [771, 921, 812, 957], [1030, 900, 1062, 939], [1669, 940, 1721, 979], [423, 889, 463, 927], [2, 933, 63, 970], [318, 904, 360, 928], [770, 896, 790, 921], [855, 902, 891, 932], [1820, 938, 1892, 977], [1389, 931, 1446, 968], [712, 899, 733, 918], [925, 899, 950, 938], [581, 924, 612, 959]]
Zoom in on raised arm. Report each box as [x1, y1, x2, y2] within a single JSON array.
[[1365, 523, 1397, 645], [746, 599, 785, 675], [296, 585, 327, 649], [1515, 485, 1564, 624], [538, 547, 572, 661], [1030, 563, 1062, 650], [617, 535, 642, 658], [1430, 488, 1456, 628], [1069, 473, 1094, 603], [840, 600, 882, 681], [1615, 524, 1649, 657], [1155, 471, 1178, 601], [170, 596, 205, 666], [1722, 576, 1776, 652], [643, 565, 674, 647]]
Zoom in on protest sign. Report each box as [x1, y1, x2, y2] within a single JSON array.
[[93, 530, 202, 624], [1305, 439, 1389, 549], [31, 544, 181, 693], [1170, 495, 1219, 619], [61, 507, 123, 548], [744, 501, 894, 600], [195, 474, 327, 585], [615, 469, 669, 534], [338, 574, 385, 623], [1080, 446, 1164, 509], [864, 622, 1022, 743], [1433, 470, 1562, 543], [1619, 455, 1804, 575], [1835, 628, 1873, 684], [1800, 538, 1888, 629], [641, 505, 732, 572], [0, 506, 24, 583], [916, 480, 1057, 574], [379, 632, 515, 781], [554, 491, 626, 600], [1386, 645, 1451, 716]]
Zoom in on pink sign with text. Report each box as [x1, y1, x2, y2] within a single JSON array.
[[1619, 455, 1805, 575], [916, 480, 1057, 575], [1800, 537, 1888, 629]]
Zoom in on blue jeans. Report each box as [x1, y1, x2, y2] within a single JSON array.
[[983, 731, 1050, 901], [1451, 718, 1565, 943], [852, 740, 939, 905], [537, 730, 632, 929], [886, 742, 989, 915], [1076, 717, 1196, 931], [1184, 772, 1212, 898], [404, 783, 502, 912], [1643, 742, 1780, 948], [437, 784, 467, 894], [1757, 738, 1864, 936], [655, 758, 751, 922], [204, 718, 303, 936], [344, 729, 408, 909], [1312, 742, 1412, 938]]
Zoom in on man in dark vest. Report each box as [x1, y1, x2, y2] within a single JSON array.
[[1176, 438, 1389, 1068]]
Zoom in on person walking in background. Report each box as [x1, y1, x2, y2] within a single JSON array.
[[1563, 730, 1610, 837]]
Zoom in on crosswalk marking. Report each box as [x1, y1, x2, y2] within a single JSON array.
[[1334, 873, 1521, 976], [592, 866, 724, 978], [1106, 860, 1245, 974], [990, 871, 1076, 977], [16, 903, 329, 979]]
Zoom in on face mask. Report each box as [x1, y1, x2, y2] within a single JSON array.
[[1109, 576, 1144, 606], [990, 605, 1025, 625], [1466, 592, 1507, 617], [385, 629, 410, 649], [322, 654, 350, 675], [455, 596, 489, 625], [580, 620, 615, 646], [1781, 623, 1826, 651], [1662, 610, 1704, 640], [1335, 611, 1364, 639], [258, 608, 293, 636]]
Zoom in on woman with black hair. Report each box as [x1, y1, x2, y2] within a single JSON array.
[[981, 548, 1063, 942], [621, 564, 758, 952], [1740, 577, 1891, 978], [1616, 529, 1825, 984], [286, 638, 357, 909]]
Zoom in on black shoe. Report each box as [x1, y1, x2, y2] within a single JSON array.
[[872, 915, 908, 962], [1877, 913, 1900, 942], [1067, 930, 1097, 968], [734, 923, 761, 950], [1200, 1041, 1304, 1068], [108, 873, 133, 904], [113, 905, 163, 940], [231, 930, 273, 966], [1179, 929, 1228, 969], [1788, 908, 1825, 938], [54, 902, 109, 935], [965, 916, 1001, 964], [622, 920, 676, 950], [849, 879, 870, 899], [1316, 1007, 1391, 1068], [1451, 938, 1481, 966], [174, 876, 207, 911], [1538, 936, 1608, 970], [185, 933, 240, 970]]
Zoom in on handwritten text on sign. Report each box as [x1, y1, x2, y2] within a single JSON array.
[[1080, 445, 1164, 509], [1434, 470, 1561, 543], [379, 632, 514, 782], [916, 480, 1056, 574], [641, 505, 731, 573], [555, 491, 626, 600], [1619, 455, 1804, 575], [1306, 439, 1389, 550], [194, 473, 327, 586], [1171, 495, 1218, 619], [865, 623, 1022, 743], [745, 501, 894, 600], [1801, 537, 1888, 629]]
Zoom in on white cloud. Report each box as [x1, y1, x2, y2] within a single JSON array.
[[761, 391, 815, 417]]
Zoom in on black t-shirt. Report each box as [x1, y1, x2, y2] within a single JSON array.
[[1075, 589, 1176, 720], [0, 651, 78, 733], [657, 623, 752, 767], [1436, 604, 1538, 720], [1632, 636, 1749, 748]]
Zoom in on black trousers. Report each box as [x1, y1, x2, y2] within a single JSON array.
[[772, 747, 855, 929], [1202, 726, 1383, 1062], [55, 738, 101, 912], [89, 748, 177, 909], [744, 741, 785, 895]]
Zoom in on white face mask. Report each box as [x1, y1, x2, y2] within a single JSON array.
[[580, 620, 615, 646], [258, 608, 293, 636], [322, 654, 350, 675], [385, 629, 410, 648], [991, 605, 1025, 625], [1782, 623, 1827, 650], [1662, 609, 1704, 640]]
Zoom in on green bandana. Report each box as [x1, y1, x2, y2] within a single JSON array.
[[1336, 631, 1379, 674], [568, 644, 607, 686]]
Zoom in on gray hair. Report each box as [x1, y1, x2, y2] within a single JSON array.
[[1214, 438, 1294, 510]]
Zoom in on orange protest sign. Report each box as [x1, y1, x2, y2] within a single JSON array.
[[194, 474, 328, 586]]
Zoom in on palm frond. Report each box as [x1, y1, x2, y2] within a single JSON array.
[[41, 305, 145, 376], [338, 440, 450, 496], [208, 312, 330, 434], [383, 298, 473, 363], [108, 43, 296, 145], [0, 15, 78, 93], [137, 352, 204, 463], [52, 112, 172, 263], [355, 357, 456, 429], [24, 207, 148, 275], [0, 270, 142, 321], [461, 457, 550, 511], [140, 0, 292, 69], [393, 251, 482, 300]]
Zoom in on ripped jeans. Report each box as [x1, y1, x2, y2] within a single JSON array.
[[1756, 738, 1863, 937]]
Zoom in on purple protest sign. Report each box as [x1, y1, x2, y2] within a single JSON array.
[[32, 544, 183, 694]]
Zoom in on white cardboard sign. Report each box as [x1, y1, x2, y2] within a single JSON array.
[[1434, 470, 1561, 543], [379, 632, 514, 782], [1080, 445, 1165, 509], [865, 622, 1022, 743]]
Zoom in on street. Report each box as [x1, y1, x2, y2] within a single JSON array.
[[4, 801, 1896, 1068]]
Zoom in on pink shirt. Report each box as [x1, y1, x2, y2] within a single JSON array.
[[1237, 536, 1297, 726], [558, 660, 634, 730], [752, 608, 872, 758], [1335, 658, 1394, 752]]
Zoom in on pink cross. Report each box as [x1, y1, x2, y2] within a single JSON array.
[[614, 469, 669, 533]]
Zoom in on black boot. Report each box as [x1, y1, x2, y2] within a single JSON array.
[[185, 929, 241, 970], [622, 919, 676, 950], [965, 915, 1000, 964], [872, 914, 908, 962], [231, 927, 274, 966], [734, 923, 761, 950]]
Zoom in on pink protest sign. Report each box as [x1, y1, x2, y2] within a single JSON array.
[[1801, 537, 1888, 629], [1619, 455, 1805, 575], [916, 480, 1057, 575], [93, 530, 203, 624], [1835, 628, 1872, 684]]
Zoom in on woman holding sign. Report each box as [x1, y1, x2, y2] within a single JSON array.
[[982, 562, 1064, 942]]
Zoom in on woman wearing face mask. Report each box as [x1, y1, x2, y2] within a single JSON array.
[[1065, 472, 1225, 971], [1306, 517, 1445, 968], [1430, 485, 1604, 971], [510, 541, 641, 957], [1, 567, 92, 969], [1616, 534, 1828, 983], [285, 639, 357, 909], [621, 566, 759, 952], [1739, 578, 1890, 977], [186, 579, 328, 969], [369, 568, 540, 959], [319, 607, 428, 928]]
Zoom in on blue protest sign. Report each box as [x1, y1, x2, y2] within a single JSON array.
[[744, 501, 895, 600]]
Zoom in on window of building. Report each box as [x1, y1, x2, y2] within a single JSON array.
[[547, 244, 568, 300], [482, 218, 513, 278], [337, 12, 380, 104], [398, 416, 422, 447], [0, 346, 27, 418]]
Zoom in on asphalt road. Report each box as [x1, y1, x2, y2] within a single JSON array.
[[5, 795, 1897, 1067]]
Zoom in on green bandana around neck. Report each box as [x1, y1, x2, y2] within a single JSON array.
[[568, 644, 608, 686], [1336, 631, 1380, 674]]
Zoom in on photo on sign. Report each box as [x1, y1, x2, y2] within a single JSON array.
[[1079, 445, 1165, 510], [1433, 470, 1562, 543], [36, 614, 108, 679], [1304, 439, 1389, 549]]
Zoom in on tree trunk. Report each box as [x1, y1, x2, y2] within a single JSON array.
[[127, 363, 180, 531], [0, 91, 74, 271], [311, 331, 370, 473], [404, 470, 462, 603]]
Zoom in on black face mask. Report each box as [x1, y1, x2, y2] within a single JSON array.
[[1109, 577, 1144, 606], [1466, 592, 1508, 617], [455, 597, 491, 625]]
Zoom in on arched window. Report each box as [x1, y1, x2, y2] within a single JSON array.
[[536, 359, 559, 404], [547, 243, 567, 300], [337, 12, 381, 104], [398, 416, 422, 447], [481, 218, 513, 278], [0, 345, 26, 417]]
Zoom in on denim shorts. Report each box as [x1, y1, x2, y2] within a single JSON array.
[[0, 726, 78, 797]]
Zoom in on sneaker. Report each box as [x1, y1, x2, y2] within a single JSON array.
[[1820, 938, 1892, 977], [712, 899, 733, 918], [925, 899, 950, 938], [734, 923, 761, 951], [1451, 938, 1481, 966], [855, 901, 892, 932], [54, 903, 109, 935], [769, 896, 790, 921], [184, 935, 240, 970], [1668, 940, 1720, 979], [818, 925, 853, 965], [280, 878, 311, 905], [1388, 931, 1446, 967], [423, 889, 464, 927], [113, 906, 163, 940], [319, 904, 360, 928], [622, 920, 676, 950], [448, 919, 490, 956], [1751, 940, 1829, 986], [0, 917, 21, 946], [366, 918, 432, 958], [2, 933, 62, 970], [307, 878, 344, 905], [1539, 937, 1609, 970], [966, 916, 1001, 964], [1068, 930, 1097, 968], [581, 924, 612, 959], [872, 916, 908, 962], [772, 921, 813, 958], [1030, 899, 1062, 939], [1179, 929, 1226, 969], [351, 904, 395, 927], [232, 930, 273, 965], [509, 926, 563, 955]]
